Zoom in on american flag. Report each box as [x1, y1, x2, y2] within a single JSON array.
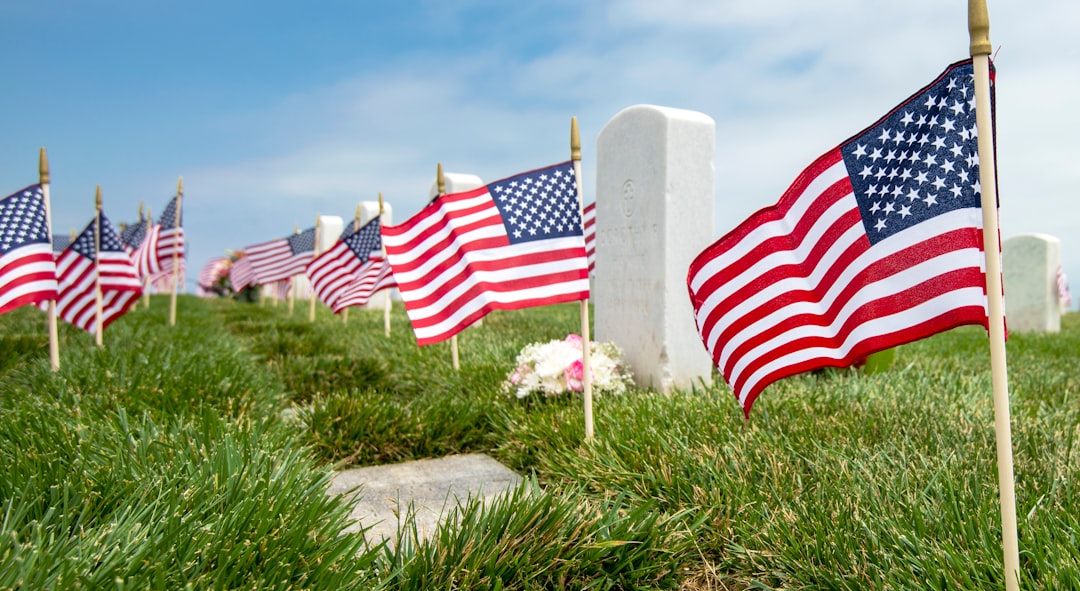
[[307, 217, 383, 310], [583, 201, 596, 275], [0, 185, 57, 315], [229, 254, 256, 292], [155, 196, 185, 273], [52, 234, 72, 253], [382, 160, 589, 345], [688, 59, 992, 416], [196, 256, 230, 296], [53, 212, 142, 334], [332, 255, 397, 313], [120, 216, 146, 252], [1057, 265, 1072, 312], [244, 227, 316, 285]]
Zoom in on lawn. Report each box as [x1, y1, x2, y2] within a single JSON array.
[[1, 295, 1077, 589]]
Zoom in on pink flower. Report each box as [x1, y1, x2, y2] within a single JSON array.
[[509, 367, 525, 384], [564, 359, 584, 392], [564, 334, 583, 349]]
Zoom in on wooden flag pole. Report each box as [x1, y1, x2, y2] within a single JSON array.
[[130, 202, 144, 310], [39, 148, 60, 371], [379, 192, 391, 338], [143, 206, 152, 308], [169, 177, 183, 326], [93, 186, 104, 347], [288, 224, 298, 315], [343, 204, 361, 324], [309, 216, 321, 322], [969, 2, 1020, 589], [437, 163, 460, 370], [571, 117, 595, 441]]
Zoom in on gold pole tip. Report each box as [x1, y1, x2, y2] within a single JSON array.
[[38, 147, 50, 183], [436, 162, 446, 194], [378, 191, 385, 214], [354, 204, 361, 221], [177, 176, 184, 194], [968, 0, 992, 56], [570, 116, 581, 161], [95, 185, 102, 209]]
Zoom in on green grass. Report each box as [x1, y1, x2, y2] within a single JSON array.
[[1, 295, 1078, 589]]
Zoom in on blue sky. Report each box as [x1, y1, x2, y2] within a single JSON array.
[[3, 1, 1079, 303]]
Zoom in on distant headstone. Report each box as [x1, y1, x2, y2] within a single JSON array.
[[428, 172, 484, 200], [349, 202, 395, 309], [292, 215, 343, 299], [594, 104, 715, 392], [1003, 233, 1061, 333]]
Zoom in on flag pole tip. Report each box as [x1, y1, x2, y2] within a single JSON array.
[[38, 147, 50, 183], [437, 162, 445, 195], [378, 192, 385, 214], [177, 176, 184, 194], [968, 0, 992, 56], [95, 185, 102, 210], [571, 116, 581, 161]]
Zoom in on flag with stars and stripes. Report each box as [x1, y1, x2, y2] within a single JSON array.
[[196, 256, 230, 296], [244, 227, 316, 285], [688, 59, 994, 417], [1057, 265, 1071, 312], [53, 212, 142, 334], [154, 196, 185, 272], [583, 201, 596, 276], [120, 217, 146, 253], [307, 217, 384, 310], [382, 160, 589, 346], [0, 185, 57, 315], [229, 254, 256, 292], [332, 255, 397, 313], [52, 234, 72, 254]]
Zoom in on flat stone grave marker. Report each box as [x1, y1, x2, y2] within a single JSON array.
[[327, 453, 522, 546]]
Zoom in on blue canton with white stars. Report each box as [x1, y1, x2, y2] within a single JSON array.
[[121, 218, 146, 248], [343, 218, 382, 262], [53, 234, 72, 253], [288, 227, 316, 254], [71, 214, 126, 260], [488, 161, 583, 244], [0, 185, 50, 256], [841, 61, 984, 246], [159, 197, 181, 228]]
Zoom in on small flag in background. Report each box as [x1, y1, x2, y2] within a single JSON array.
[[52, 234, 72, 253], [382, 160, 589, 346], [0, 185, 57, 315], [583, 201, 596, 275], [307, 218, 384, 310], [688, 59, 993, 417], [332, 254, 396, 313], [244, 227, 316, 285], [155, 196, 185, 272], [196, 256, 230, 296], [1057, 265, 1071, 312], [53, 212, 142, 334], [120, 216, 146, 254], [229, 254, 256, 292]]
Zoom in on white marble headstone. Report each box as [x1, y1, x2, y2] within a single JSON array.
[[1003, 233, 1061, 333], [594, 104, 715, 392]]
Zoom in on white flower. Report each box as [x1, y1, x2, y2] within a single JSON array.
[[502, 334, 633, 399]]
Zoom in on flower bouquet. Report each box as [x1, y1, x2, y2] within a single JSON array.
[[503, 334, 633, 399]]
